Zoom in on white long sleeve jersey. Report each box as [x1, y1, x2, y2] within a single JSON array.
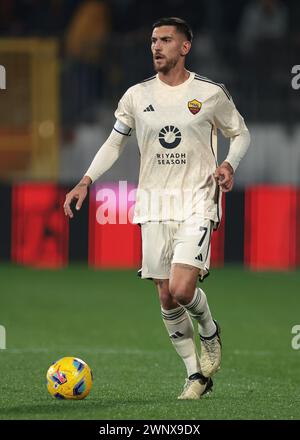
[[86, 71, 250, 224]]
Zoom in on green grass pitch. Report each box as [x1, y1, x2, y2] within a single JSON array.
[[0, 264, 299, 420]]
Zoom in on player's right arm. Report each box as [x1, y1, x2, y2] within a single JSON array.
[[63, 120, 132, 218], [64, 88, 135, 218]]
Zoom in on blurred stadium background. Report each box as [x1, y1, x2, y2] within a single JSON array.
[[0, 0, 300, 420]]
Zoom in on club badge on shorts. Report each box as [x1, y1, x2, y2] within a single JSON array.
[[188, 99, 202, 115]]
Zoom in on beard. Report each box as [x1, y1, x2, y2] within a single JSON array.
[[153, 56, 179, 74]]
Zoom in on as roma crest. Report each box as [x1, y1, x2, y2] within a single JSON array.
[[188, 99, 202, 115]]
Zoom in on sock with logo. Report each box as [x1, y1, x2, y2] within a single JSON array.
[[161, 305, 201, 377]]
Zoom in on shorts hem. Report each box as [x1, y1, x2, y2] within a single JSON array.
[[140, 272, 169, 280], [171, 258, 209, 271]]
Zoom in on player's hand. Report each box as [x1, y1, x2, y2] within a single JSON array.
[[63, 176, 92, 218], [214, 161, 234, 193]]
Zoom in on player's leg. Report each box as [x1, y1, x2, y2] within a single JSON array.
[[155, 278, 212, 400], [169, 264, 221, 378], [170, 217, 222, 378], [169, 264, 216, 337], [140, 222, 210, 399], [141, 223, 200, 378], [154, 278, 201, 378]]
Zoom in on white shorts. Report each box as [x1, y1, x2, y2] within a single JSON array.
[[141, 215, 213, 280]]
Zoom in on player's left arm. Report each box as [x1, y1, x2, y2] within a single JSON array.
[[213, 88, 251, 192]]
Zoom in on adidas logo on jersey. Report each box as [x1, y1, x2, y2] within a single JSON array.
[[143, 104, 155, 112]]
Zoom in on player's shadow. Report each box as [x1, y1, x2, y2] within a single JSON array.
[[0, 397, 165, 419]]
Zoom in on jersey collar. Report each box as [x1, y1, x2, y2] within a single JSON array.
[[156, 71, 195, 90]]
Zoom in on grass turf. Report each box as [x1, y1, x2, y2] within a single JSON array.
[[0, 264, 299, 420]]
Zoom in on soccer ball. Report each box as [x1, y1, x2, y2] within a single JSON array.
[[46, 357, 93, 400]]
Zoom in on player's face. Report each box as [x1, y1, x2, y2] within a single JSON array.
[[151, 26, 190, 74]]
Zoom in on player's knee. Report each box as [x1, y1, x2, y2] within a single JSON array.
[[169, 282, 192, 304]]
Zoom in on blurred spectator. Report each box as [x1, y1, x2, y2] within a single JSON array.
[[238, 0, 288, 53], [65, 0, 110, 63], [62, 0, 111, 125]]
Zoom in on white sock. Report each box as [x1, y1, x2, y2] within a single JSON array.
[[182, 288, 216, 338], [161, 305, 201, 377]]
